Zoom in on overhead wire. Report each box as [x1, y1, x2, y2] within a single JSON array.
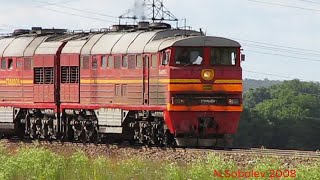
[[237, 39, 320, 63], [208, 35, 320, 58], [245, 49, 320, 63], [2, 1, 318, 121], [243, 70, 297, 80], [247, 0, 320, 13], [11, 1, 320, 79], [207, 34, 319, 81], [243, 70, 320, 95], [236, 38, 320, 54], [32, 0, 119, 19], [243, 43, 320, 57], [197, 0, 320, 120], [34, 0, 79, 7], [243, 71, 320, 97], [228, 38, 320, 63], [35, 0, 320, 121], [298, 0, 320, 5], [238, 1, 320, 83], [42, 7, 117, 23]]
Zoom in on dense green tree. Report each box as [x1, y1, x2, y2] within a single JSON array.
[[243, 78, 281, 92], [235, 80, 320, 150]]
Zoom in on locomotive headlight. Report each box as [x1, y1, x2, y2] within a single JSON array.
[[228, 98, 240, 105], [172, 98, 187, 105], [201, 69, 214, 81]]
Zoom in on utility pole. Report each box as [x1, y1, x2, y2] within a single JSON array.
[[119, 0, 178, 23]]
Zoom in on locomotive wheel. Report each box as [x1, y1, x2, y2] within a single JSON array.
[[92, 130, 100, 144], [129, 139, 137, 145], [163, 130, 174, 146], [30, 122, 37, 140], [14, 121, 25, 140]]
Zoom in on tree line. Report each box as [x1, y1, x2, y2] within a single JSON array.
[[234, 79, 320, 150]]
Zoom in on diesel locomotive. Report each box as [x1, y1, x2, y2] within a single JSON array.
[[0, 22, 243, 146]]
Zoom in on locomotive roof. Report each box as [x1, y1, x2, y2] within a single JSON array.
[[35, 41, 64, 55], [0, 29, 241, 57], [63, 29, 239, 55], [155, 36, 241, 50], [0, 36, 47, 57], [0, 38, 15, 57]]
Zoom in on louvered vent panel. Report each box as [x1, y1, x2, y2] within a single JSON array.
[[70, 66, 79, 83], [44, 67, 54, 84], [34, 68, 44, 84], [61, 66, 69, 83]]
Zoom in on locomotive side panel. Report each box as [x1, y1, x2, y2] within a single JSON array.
[[0, 37, 34, 103], [0, 57, 23, 102]]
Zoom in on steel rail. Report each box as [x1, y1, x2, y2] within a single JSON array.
[[1, 139, 319, 158]]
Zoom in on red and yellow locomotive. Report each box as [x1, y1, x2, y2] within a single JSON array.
[[0, 23, 243, 146]]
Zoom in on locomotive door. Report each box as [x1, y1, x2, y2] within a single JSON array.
[[143, 55, 150, 105], [33, 55, 55, 103], [60, 54, 80, 103]]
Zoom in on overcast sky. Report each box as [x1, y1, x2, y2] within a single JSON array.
[[0, 0, 319, 82]]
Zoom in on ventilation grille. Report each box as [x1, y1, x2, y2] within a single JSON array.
[[34, 67, 54, 84], [61, 66, 79, 83]]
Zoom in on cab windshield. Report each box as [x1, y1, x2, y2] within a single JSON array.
[[211, 48, 237, 66], [175, 47, 203, 65]]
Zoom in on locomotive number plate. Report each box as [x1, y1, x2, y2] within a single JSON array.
[[203, 85, 213, 91], [6, 78, 22, 86]]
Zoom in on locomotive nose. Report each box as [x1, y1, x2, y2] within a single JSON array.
[[175, 116, 218, 136], [199, 117, 217, 134]]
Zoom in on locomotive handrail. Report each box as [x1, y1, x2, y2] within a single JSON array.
[[0, 33, 12, 37]]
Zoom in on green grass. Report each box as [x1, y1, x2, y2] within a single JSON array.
[[0, 144, 319, 180]]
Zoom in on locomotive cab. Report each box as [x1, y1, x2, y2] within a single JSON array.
[[161, 36, 243, 147]]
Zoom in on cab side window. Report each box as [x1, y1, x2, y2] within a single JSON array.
[[114, 56, 121, 69], [81, 56, 90, 69], [1, 59, 6, 70], [211, 48, 237, 66], [136, 55, 143, 68], [16, 59, 23, 70], [151, 54, 157, 68], [175, 47, 203, 65], [161, 51, 170, 65], [128, 55, 136, 69], [107, 56, 114, 69], [24, 58, 33, 70], [8, 59, 13, 70], [123, 55, 128, 68], [92, 56, 98, 70], [101, 56, 107, 69]]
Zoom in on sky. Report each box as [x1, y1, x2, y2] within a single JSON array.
[[0, 0, 320, 82]]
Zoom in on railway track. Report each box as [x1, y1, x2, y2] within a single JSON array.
[[181, 148, 320, 158], [1, 138, 319, 159], [135, 146, 320, 158]]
